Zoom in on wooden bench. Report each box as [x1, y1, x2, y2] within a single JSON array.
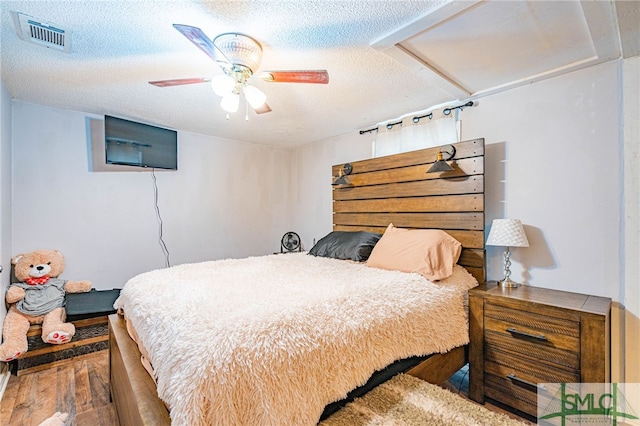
[[8, 289, 121, 375]]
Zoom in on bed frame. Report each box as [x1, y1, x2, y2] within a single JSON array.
[[108, 138, 486, 425]]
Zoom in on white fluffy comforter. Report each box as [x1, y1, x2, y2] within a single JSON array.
[[114, 253, 477, 426]]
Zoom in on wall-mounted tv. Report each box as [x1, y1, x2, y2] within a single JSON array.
[[105, 115, 177, 170]]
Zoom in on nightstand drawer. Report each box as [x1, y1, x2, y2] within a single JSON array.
[[485, 329, 579, 370], [485, 348, 580, 384], [485, 351, 580, 417], [485, 303, 580, 350], [485, 372, 537, 417]]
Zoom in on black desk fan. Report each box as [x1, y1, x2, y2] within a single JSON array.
[[280, 232, 302, 253]]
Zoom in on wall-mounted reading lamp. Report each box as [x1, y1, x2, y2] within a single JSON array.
[[426, 145, 456, 173], [332, 163, 353, 186]]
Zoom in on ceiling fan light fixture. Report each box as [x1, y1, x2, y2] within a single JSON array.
[[243, 84, 267, 109], [152, 25, 331, 116], [213, 33, 263, 73], [220, 93, 240, 113], [211, 75, 235, 96]]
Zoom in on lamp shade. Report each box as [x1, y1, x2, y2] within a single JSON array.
[[426, 145, 456, 173], [243, 84, 267, 109], [426, 157, 454, 173], [211, 75, 236, 96], [486, 219, 529, 247], [220, 93, 240, 113], [331, 175, 351, 186]]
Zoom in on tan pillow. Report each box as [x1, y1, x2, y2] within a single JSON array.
[[366, 224, 462, 281]]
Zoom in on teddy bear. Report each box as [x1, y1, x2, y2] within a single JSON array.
[[0, 249, 92, 362]]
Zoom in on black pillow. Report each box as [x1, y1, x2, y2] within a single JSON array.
[[308, 231, 382, 262]]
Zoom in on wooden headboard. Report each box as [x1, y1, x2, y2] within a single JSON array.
[[332, 138, 485, 283]]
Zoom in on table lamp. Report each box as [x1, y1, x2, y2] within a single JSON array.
[[486, 219, 529, 287]]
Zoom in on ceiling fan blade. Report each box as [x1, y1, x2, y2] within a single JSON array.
[[253, 103, 272, 114], [149, 77, 211, 87], [257, 70, 329, 84], [172, 24, 231, 67]]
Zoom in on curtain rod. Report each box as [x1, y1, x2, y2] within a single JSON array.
[[359, 101, 474, 135]]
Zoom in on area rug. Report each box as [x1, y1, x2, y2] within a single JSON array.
[[319, 373, 528, 426]]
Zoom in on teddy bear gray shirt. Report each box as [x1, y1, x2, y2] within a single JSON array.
[[11, 278, 66, 316]]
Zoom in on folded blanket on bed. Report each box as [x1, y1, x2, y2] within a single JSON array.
[[114, 253, 477, 426]]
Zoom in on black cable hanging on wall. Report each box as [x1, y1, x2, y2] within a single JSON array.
[[359, 100, 474, 135], [151, 169, 171, 268]]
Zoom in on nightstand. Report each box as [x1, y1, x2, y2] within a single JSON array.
[[468, 282, 611, 417]]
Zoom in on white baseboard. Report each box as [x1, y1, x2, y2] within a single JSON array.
[[0, 362, 10, 402]]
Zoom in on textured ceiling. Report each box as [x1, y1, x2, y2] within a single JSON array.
[[1, 1, 637, 147]]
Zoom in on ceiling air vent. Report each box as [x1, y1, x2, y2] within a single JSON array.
[[14, 12, 71, 53]]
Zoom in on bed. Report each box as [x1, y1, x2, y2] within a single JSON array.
[[108, 138, 486, 425]]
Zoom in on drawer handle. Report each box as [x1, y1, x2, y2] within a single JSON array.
[[506, 374, 547, 391], [506, 327, 548, 341]]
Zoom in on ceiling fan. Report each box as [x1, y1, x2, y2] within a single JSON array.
[[149, 24, 329, 115]]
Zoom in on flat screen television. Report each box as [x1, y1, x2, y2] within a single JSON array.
[[105, 115, 177, 170]]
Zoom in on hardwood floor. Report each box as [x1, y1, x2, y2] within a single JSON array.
[[0, 352, 534, 425], [0, 351, 116, 426]]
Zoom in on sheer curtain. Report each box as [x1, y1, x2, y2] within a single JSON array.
[[373, 107, 459, 157]]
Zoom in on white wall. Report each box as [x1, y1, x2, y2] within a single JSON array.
[[11, 102, 291, 290], [292, 60, 622, 301], [461, 60, 621, 299], [0, 80, 12, 327], [290, 131, 372, 250]]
